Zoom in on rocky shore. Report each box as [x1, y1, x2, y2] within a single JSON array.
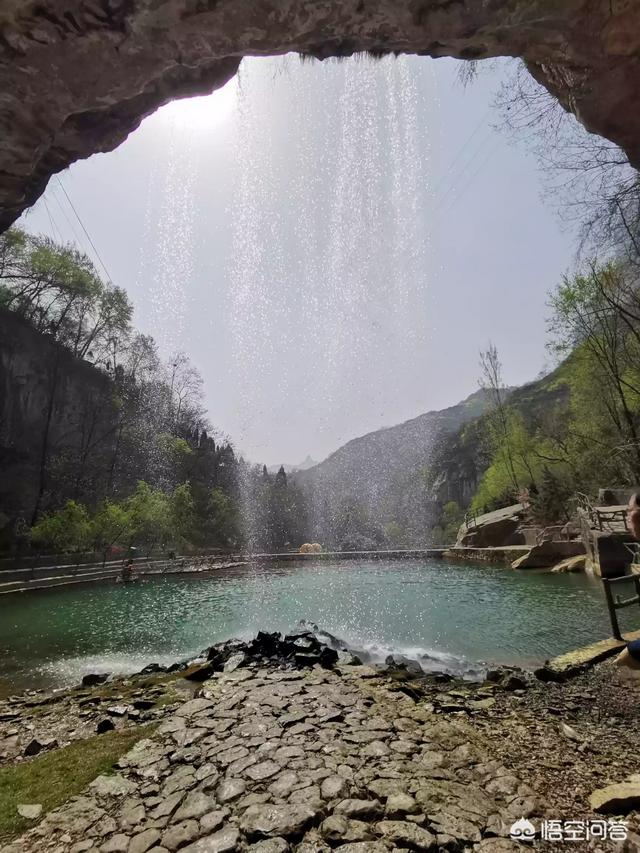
[[1, 633, 640, 853]]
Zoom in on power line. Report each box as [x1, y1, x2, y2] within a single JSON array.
[[42, 197, 63, 243], [55, 177, 114, 283], [437, 142, 501, 219], [430, 108, 491, 198], [432, 131, 495, 215], [51, 187, 84, 247]]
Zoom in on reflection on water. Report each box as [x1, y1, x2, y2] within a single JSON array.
[[0, 559, 635, 689]]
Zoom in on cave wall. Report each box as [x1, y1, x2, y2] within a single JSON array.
[[1, 0, 640, 230], [0, 309, 118, 524]]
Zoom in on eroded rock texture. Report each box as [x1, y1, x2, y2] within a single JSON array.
[[1, 0, 639, 231]]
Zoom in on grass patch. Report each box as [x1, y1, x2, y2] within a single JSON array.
[[0, 723, 156, 843]]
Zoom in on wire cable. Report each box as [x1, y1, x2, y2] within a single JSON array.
[[42, 197, 63, 243], [56, 177, 114, 282], [430, 108, 492, 198], [51, 187, 84, 248]]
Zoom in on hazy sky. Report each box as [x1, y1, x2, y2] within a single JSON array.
[[20, 55, 577, 465]]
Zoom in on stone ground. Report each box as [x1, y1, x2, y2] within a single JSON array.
[[2, 660, 640, 853]]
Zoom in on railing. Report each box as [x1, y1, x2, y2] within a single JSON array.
[[601, 573, 640, 640], [464, 510, 478, 531]]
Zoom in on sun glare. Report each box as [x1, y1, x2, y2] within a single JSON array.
[[158, 78, 238, 130]]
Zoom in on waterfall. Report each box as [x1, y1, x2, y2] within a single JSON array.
[[228, 55, 433, 548]]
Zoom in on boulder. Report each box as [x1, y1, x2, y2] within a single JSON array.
[[17, 803, 42, 820], [24, 737, 57, 756], [590, 782, 640, 814], [511, 540, 585, 570], [551, 555, 586, 573], [240, 804, 320, 839], [81, 672, 110, 687], [456, 505, 525, 548]]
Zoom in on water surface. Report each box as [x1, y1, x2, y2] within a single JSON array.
[[0, 559, 634, 689]]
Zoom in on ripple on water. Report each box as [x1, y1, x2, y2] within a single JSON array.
[[0, 558, 637, 689]]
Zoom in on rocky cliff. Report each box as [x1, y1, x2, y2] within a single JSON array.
[[0, 309, 118, 528], [1, 1, 640, 230]]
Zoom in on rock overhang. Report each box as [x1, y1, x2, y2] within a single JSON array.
[[1, 0, 640, 231]]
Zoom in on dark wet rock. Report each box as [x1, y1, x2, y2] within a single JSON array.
[[97, 718, 116, 734], [319, 647, 339, 669], [138, 663, 167, 676], [500, 673, 527, 692], [133, 699, 156, 710], [385, 655, 423, 676], [82, 673, 110, 687], [252, 632, 283, 658], [184, 663, 220, 683], [294, 653, 322, 668], [24, 736, 57, 756]]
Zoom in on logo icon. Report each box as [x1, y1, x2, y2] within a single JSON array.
[[510, 818, 536, 843]]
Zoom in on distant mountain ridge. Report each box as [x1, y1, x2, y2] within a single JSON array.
[[266, 455, 318, 474], [292, 389, 498, 545], [298, 388, 493, 486]]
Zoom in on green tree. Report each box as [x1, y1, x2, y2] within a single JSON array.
[[549, 261, 640, 482], [31, 500, 91, 554], [170, 483, 197, 545], [531, 467, 572, 526], [126, 481, 171, 554], [91, 500, 132, 563]]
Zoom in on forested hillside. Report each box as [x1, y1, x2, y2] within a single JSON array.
[[0, 228, 306, 556], [294, 390, 494, 549]]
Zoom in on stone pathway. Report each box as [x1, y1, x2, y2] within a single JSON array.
[[1, 663, 545, 852]]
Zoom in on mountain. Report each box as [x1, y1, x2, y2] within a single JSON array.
[[266, 455, 318, 474], [293, 368, 572, 549], [293, 389, 496, 547]]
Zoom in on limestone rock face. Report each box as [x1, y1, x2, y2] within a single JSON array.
[[1, 1, 640, 231]]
